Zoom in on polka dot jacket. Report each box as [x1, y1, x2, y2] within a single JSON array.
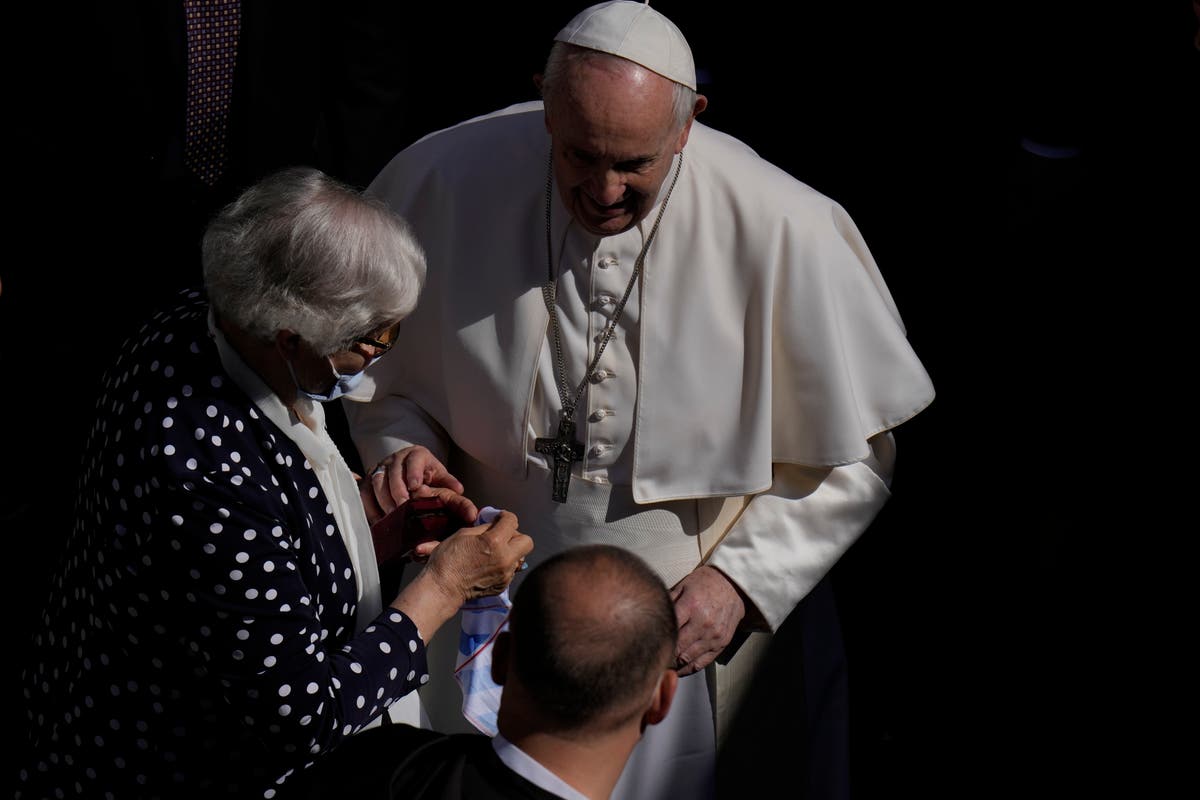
[[19, 292, 430, 799]]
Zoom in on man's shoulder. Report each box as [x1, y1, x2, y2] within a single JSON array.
[[687, 122, 841, 214], [371, 102, 547, 202], [413, 101, 545, 146], [393, 102, 546, 168]]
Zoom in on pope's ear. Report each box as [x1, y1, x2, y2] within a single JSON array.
[[674, 94, 708, 153]]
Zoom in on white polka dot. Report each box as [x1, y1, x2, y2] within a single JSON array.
[[245, 588, 259, 600], [194, 428, 205, 440], [185, 458, 197, 470], [349, 662, 362, 674], [263, 562, 275, 573], [164, 366, 175, 377], [210, 523, 223, 534], [420, 674, 430, 685], [235, 552, 249, 564], [231, 451, 241, 463], [342, 724, 352, 736], [409, 640, 418, 653], [229, 570, 243, 581], [389, 667, 398, 681], [264, 655, 277, 667], [166, 397, 178, 409], [206, 406, 218, 418], [218, 507, 231, 519], [270, 633, 283, 645], [355, 696, 365, 709], [202, 544, 216, 555], [325, 525, 335, 536], [278, 704, 291, 717], [212, 435, 222, 447], [164, 444, 175, 455], [407, 670, 415, 681], [161, 417, 173, 429], [171, 515, 184, 526], [308, 487, 319, 498], [244, 529, 257, 541], [182, 385, 193, 396], [236, 630, 249, 641], [278, 684, 291, 697], [306, 682, 319, 695], [265, 589, 278, 600], [379, 641, 391, 654], [231, 475, 244, 485]]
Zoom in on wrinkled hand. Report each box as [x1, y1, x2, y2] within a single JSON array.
[[361, 446, 465, 524], [423, 510, 533, 602], [670, 565, 746, 675]]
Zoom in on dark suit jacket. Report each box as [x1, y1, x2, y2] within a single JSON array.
[[296, 724, 567, 800]]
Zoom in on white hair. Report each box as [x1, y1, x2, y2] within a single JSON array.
[[541, 42, 697, 132], [202, 167, 425, 355]]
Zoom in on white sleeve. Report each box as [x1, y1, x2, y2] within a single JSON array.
[[343, 393, 452, 472], [705, 432, 896, 631]]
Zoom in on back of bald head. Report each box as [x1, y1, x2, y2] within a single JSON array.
[[508, 545, 676, 735]]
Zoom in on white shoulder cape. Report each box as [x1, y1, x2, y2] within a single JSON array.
[[358, 102, 934, 503]]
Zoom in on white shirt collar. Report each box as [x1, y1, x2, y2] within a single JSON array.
[[492, 733, 591, 800]]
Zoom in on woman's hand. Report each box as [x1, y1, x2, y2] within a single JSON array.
[[391, 499, 532, 640], [360, 446, 465, 525]]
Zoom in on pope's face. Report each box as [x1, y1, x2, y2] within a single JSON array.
[[546, 61, 695, 238]]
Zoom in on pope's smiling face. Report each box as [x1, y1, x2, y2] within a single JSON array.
[[545, 59, 697, 238]]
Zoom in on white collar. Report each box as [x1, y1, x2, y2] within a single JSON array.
[[492, 733, 592, 800]]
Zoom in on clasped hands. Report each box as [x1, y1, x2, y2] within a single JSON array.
[[360, 446, 531, 601], [362, 445, 751, 673]]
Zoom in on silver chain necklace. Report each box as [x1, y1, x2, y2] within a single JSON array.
[[534, 147, 684, 502]]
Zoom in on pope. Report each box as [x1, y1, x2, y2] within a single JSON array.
[[347, 2, 935, 797]]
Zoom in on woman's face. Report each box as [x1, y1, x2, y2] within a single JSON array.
[[291, 319, 402, 397]]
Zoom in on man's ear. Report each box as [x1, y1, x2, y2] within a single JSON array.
[[491, 630, 512, 686], [673, 94, 708, 153], [641, 668, 678, 728]]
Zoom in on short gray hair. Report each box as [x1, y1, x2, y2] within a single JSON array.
[[202, 167, 425, 355], [541, 42, 696, 132]]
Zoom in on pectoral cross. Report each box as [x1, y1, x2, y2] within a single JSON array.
[[534, 416, 585, 503]]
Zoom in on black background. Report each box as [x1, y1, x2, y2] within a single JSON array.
[[4, 2, 1195, 796]]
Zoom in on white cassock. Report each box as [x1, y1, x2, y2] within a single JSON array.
[[346, 101, 935, 800]]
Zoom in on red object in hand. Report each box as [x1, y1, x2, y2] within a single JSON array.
[[370, 496, 461, 566]]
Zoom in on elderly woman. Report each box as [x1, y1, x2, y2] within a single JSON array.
[[18, 167, 531, 799]]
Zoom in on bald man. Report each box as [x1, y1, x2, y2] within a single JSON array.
[[301, 545, 678, 799]]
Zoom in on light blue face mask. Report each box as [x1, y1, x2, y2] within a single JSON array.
[[286, 355, 380, 403]]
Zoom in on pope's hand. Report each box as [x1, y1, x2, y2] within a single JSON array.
[[669, 565, 746, 675], [361, 446, 465, 524]]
